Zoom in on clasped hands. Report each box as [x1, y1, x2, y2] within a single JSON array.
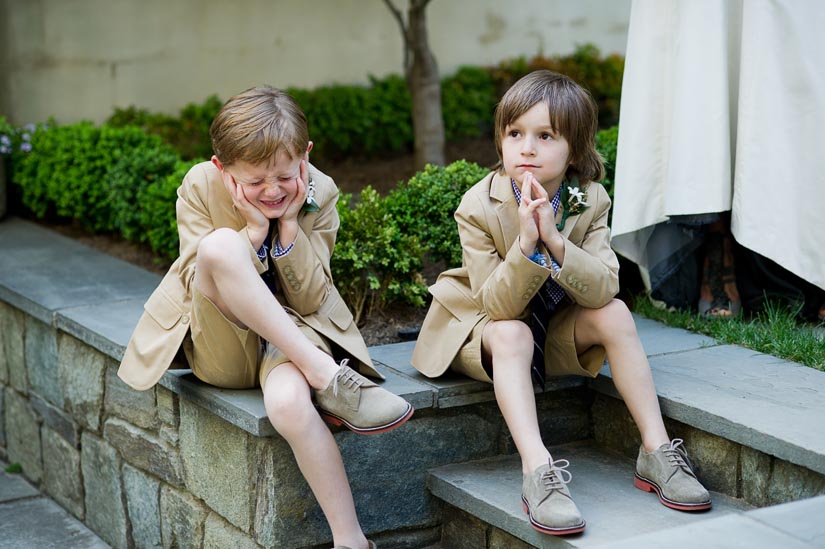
[[517, 171, 565, 264]]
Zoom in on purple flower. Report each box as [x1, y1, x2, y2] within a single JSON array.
[[20, 142, 32, 152], [0, 145, 10, 154], [24, 123, 36, 133], [22, 133, 31, 141], [0, 135, 10, 146]]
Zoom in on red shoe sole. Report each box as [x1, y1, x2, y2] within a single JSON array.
[[634, 475, 712, 511], [320, 403, 414, 435], [521, 498, 586, 535]]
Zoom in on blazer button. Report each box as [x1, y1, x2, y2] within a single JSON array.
[[567, 275, 575, 284], [522, 293, 531, 300], [582, 285, 589, 292], [181, 314, 190, 325]]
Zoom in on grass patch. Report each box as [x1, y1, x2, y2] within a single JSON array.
[[633, 297, 825, 371], [5, 463, 22, 474]]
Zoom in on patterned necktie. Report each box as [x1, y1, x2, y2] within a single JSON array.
[[511, 179, 567, 391]]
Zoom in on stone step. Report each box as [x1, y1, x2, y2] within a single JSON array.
[[594, 494, 825, 549], [0, 461, 110, 549], [428, 441, 751, 548]]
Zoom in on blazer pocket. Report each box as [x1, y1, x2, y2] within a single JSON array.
[[320, 296, 354, 330], [430, 277, 480, 321], [144, 288, 184, 330]]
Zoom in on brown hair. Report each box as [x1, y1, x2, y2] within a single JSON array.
[[493, 70, 604, 184], [210, 86, 309, 166]]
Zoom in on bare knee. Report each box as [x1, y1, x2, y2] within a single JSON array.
[[196, 228, 248, 273], [586, 299, 636, 341], [263, 369, 316, 437], [483, 320, 533, 365]]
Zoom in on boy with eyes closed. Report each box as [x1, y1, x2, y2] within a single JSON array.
[[119, 85, 412, 549]]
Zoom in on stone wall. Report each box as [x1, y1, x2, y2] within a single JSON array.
[[592, 394, 825, 507], [0, 298, 593, 548]]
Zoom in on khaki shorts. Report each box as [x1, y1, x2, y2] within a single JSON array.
[[185, 287, 333, 388], [451, 303, 606, 383]]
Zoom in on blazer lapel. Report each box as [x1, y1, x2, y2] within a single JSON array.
[[490, 172, 519, 254]]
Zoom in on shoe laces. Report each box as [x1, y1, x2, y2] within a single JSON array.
[[540, 458, 573, 498], [331, 359, 364, 398], [663, 438, 697, 478]]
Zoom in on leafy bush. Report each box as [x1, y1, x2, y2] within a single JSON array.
[[13, 123, 180, 233], [385, 160, 489, 268], [492, 44, 625, 128], [100, 51, 622, 164], [109, 142, 181, 241], [442, 66, 497, 141], [332, 187, 427, 324], [595, 125, 618, 200], [137, 160, 194, 260], [289, 74, 414, 161], [107, 95, 221, 160]]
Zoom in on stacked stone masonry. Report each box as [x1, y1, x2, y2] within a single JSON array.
[[0, 298, 595, 548]]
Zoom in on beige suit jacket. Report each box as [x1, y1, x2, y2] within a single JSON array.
[[118, 161, 378, 391], [411, 171, 619, 378]]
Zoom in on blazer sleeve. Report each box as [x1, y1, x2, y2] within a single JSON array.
[[456, 193, 552, 321], [272, 176, 340, 316], [549, 184, 620, 308]]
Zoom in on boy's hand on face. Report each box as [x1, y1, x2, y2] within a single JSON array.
[[280, 159, 309, 225], [276, 159, 309, 250], [518, 173, 547, 257], [221, 169, 269, 248]]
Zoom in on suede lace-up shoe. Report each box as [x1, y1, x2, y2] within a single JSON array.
[[315, 360, 413, 434], [635, 438, 712, 511], [521, 458, 585, 535]]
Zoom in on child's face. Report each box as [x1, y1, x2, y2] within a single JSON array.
[[501, 102, 571, 190], [225, 149, 304, 219]]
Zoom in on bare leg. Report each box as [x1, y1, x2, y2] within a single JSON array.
[[194, 228, 337, 389], [263, 364, 369, 549], [574, 299, 670, 451], [483, 320, 551, 475]]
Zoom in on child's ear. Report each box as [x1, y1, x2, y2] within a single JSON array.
[[211, 155, 225, 172], [305, 141, 313, 160]]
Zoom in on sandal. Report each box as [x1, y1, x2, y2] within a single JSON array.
[[698, 232, 741, 318]]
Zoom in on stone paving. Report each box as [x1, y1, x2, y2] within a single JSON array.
[[0, 459, 109, 548]]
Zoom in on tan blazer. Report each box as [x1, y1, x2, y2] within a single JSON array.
[[118, 161, 378, 391], [411, 171, 620, 378]]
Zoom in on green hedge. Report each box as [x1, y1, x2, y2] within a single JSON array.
[[4, 114, 619, 322], [332, 187, 427, 324], [12, 123, 181, 235], [107, 96, 222, 160], [385, 160, 489, 268], [491, 44, 625, 128], [105, 44, 620, 162]]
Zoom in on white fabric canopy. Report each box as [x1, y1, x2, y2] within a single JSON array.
[[611, 0, 825, 291]]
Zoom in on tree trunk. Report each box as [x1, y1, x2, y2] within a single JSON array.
[[406, 0, 445, 169]]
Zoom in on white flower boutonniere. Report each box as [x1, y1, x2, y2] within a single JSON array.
[[302, 177, 320, 212], [557, 177, 590, 231]]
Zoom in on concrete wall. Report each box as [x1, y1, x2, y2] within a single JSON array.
[[0, 0, 631, 125]]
